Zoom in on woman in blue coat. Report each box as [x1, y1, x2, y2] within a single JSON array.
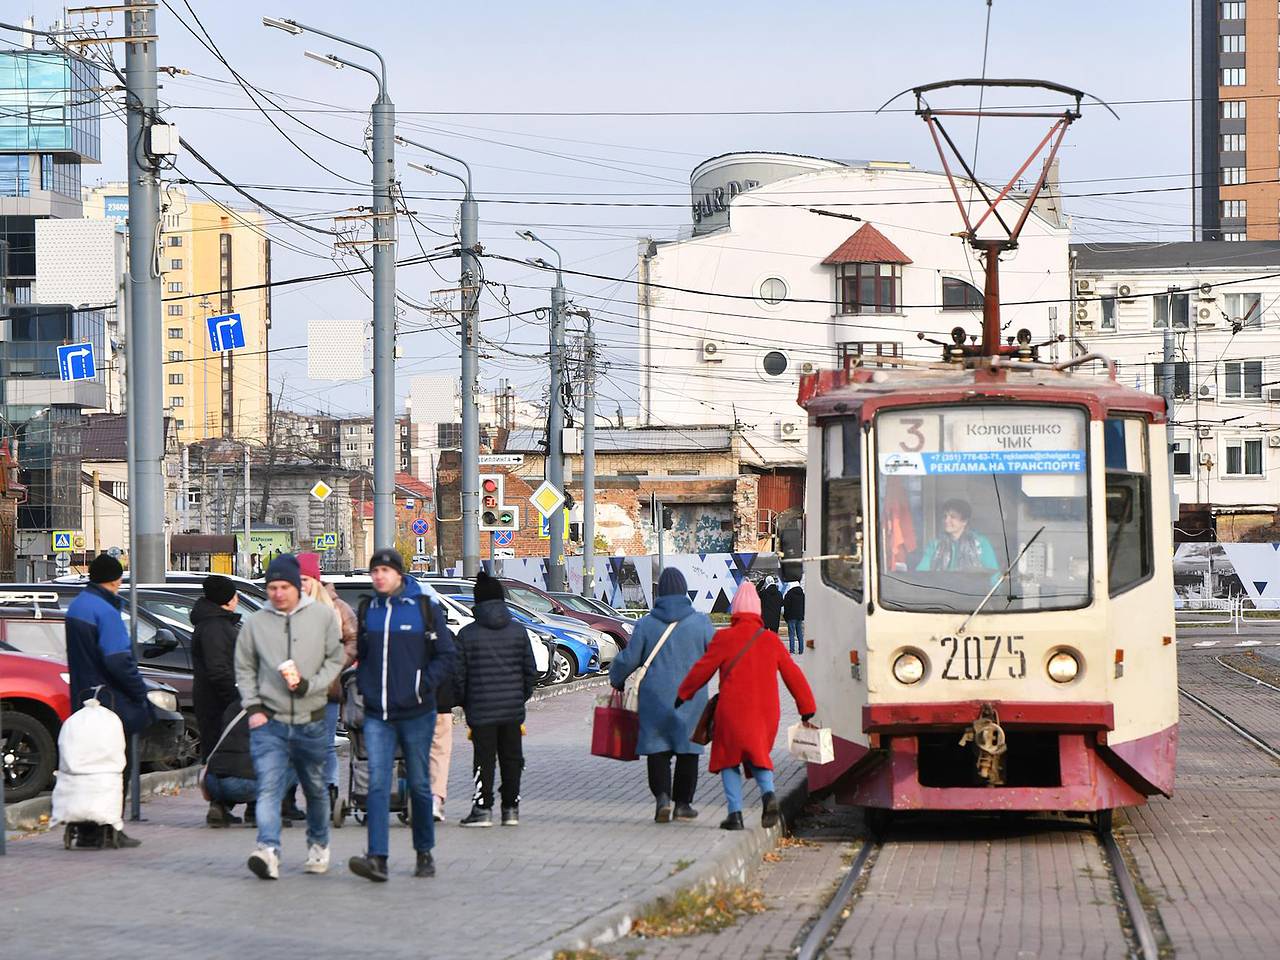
[[609, 568, 714, 823]]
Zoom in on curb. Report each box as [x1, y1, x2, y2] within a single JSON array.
[[529, 771, 810, 960], [4, 764, 200, 832], [530, 675, 611, 704]]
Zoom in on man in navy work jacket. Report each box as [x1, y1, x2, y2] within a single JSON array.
[[65, 553, 153, 848], [348, 548, 457, 883]]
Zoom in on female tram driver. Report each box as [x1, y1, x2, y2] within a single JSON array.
[[915, 498, 998, 572]]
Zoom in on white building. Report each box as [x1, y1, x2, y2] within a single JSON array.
[[638, 153, 1072, 466], [1073, 241, 1280, 520]]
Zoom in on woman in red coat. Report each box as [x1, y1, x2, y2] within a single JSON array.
[[676, 580, 816, 831]]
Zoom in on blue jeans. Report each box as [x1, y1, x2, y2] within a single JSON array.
[[249, 718, 330, 850], [786, 620, 804, 654], [721, 763, 776, 814], [324, 700, 340, 788], [364, 711, 436, 857], [205, 773, 256, 806]]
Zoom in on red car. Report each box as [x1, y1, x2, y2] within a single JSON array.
[[1, 651, 71, 803], [497, 578, 633, 650]]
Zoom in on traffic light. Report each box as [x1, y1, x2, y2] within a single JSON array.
[[478, 473, 520, 532]]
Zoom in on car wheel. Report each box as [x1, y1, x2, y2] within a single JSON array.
[[151, 713, 201, 770], [551, 648, 577, 685], [1, 709, 57, 803]]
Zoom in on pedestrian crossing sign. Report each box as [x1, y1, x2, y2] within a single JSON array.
[[322, 532, 338, 548], [52, 531, 74, 552]]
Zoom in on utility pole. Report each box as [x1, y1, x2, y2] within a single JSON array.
[[571, 308, 596, 598], [1162, 325, 1177, 509], [124, 0, 165, 582], [242, 443, 251, 578]]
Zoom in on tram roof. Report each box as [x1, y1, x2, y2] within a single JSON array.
[[797, 359, 1166, 423]]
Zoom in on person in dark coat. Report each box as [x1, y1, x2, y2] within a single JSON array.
[[64, 553, 152, 848], [609, 567, 713, 823], [190, 575, 242, 825], [758, 578, 784, 634], [676, 581, 816, 832], [455, 571, 538, 829], [782, 583, 805, 656]]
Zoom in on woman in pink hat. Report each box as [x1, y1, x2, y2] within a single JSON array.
[[676, 580, 816, 831], [298, 552, 358, 809]]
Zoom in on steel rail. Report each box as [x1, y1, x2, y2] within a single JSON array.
[[1179, 686, 1280, 764], [1097, 829, 1161, 960], [795, 838, 877, 960], [1214, 655, 1280, 697]]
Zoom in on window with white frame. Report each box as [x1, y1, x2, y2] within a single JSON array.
[[168, 350, 183, 361], [1224, 291, 1263, 326], [1224, 438, 1263, 476], [166, 304, 183, 316], [175, 419, 185, 430], [1221, 2, 1245, 19], [168, 373, 183, 385], [1225, 232, 1248, 241], [167, 281, 183, 293], [1153, 291, 1190, 328], [1222, 32, 1246, 53], [167, 235, 183, 247], [1221, 133, 1246, 153], [1101, 297, 1116, 329], [1222, 67, 1246, 86], [1222, 166, 1247, 185], [169, 258, 183, 270], [1172, 439, 1192, 478], [169, 396, 184, 408], [1222, 198, 1247, 218], [1224, 359, 1264, 397], [1222, 99, 1246, 119]]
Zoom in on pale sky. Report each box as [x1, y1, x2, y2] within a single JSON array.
[[12, 1, 1195, 421]]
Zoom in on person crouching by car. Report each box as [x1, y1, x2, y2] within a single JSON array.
[[235, 554, 345, 881], [65, 553, 153, 849], [348, 548, 457, 883], [202, 702, 257, 823], [455, 572, 538, 829]]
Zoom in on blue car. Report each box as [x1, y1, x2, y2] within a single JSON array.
[[453, 595, 600, 686]]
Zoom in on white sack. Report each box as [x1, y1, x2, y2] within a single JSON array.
[[50, 696, 126, 829]]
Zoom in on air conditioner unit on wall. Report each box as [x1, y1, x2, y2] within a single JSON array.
[[1269, 435, 1280, 448], [778, 419, 803, 442], [701, 340, 723, 363], [1198, 382, 1216, 400], [1116, 283, 1134, 300], [1076, 278, 1095, 295], [1197, 307, 1215, 325], [1197, 426, 1213, 439], [799, 360, 817, 375], [1268, 386, 1280, 402]]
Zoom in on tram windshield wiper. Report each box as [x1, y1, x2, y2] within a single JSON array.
[[953, 525, 1046, 636]]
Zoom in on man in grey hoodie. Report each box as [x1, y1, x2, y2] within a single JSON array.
[[235, 554, 344, 880]]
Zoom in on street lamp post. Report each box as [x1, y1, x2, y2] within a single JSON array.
[[264, 17, 396, 550], [401, 137, 481, 578], [518, 231, 566, 592]]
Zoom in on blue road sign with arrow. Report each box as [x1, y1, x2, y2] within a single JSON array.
[[57, 342, 96, 382], [207, 312, 246, 352]]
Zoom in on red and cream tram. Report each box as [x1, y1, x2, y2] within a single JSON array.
[[787, 353, 1177, 822]]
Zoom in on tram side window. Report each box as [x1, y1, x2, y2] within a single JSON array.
[[1104, 417, 1154, 595], [822, 419, 863, 599]]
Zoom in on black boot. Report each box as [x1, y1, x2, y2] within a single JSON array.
[[654, 793, 673, 824], [719, 811, 745, 831], [281, 790, 306, 822], [415, 851, 436, 878], [460, 804, 493, 828], [673, 802, 699, 821], [349, 853, 389, 882], [105, 826, 142, 848], [761, 792, 780, 829], [206, 802, 241, 828]]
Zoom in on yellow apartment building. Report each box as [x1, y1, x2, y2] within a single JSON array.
[[83, 183, 271, 443]]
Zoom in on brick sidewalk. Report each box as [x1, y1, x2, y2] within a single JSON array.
[[1120, 654, 1280, 960], [1, 683, 805, 960]]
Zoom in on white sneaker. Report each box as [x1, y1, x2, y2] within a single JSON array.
[[304, 843, 331, 875], [248, 844, 279, 880], [433, 796, 445, 823]]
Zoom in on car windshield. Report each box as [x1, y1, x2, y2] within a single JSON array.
[[504, 585, 555, 613], [875, 405, 1092, 614], [555, 594, 598, 615]]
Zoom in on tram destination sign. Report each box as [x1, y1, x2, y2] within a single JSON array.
[[878, 407, 1085, 476]]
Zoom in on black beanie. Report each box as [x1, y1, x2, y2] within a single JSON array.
[[369, 547, 405, 576], [265, 553, 301, 591], [203, 574, 236, 605], [473, 571, 504, 603], [88, 553, 124, 584]]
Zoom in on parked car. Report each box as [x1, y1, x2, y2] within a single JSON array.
[[0, 594, 199, 768], [550, 592, 641, 621], [496, 578, 633, 650], [52, 571, 269, 602], [327, 577, 554, 681], [452, 595, 600, 686], [0, 649, 186, 801]]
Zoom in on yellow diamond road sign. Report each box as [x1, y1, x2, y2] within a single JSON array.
[[529, 480, 565, 519], [310, 480, 333, 501]]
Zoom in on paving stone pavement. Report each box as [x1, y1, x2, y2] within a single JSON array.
[[0, 682, 804, 960], [1121, 653, 1280, 960]]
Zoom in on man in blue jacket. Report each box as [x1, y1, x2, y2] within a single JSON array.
[[65, 553, 153, 848], [348, 548, 457, 883]]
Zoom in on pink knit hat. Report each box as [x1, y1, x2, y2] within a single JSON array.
[[297, 552, 323, 581], [731, 580, 761, 617]]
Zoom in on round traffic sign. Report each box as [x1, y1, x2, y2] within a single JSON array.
[[493, 530, 514, 546], [411, 518, 429, 536]]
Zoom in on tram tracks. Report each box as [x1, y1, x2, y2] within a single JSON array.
[[791, 816, 1162, 960]]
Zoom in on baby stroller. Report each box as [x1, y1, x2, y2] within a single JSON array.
[[332, 666, 411, 828]]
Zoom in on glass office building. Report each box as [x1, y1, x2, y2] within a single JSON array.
[[0, 51, 100, 160]]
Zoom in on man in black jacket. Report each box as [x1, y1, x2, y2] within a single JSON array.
[[191, 575, 242, 826], [782, 583, 805, 656], [457, 572, 538, 828], [759, 578, 784, 634]]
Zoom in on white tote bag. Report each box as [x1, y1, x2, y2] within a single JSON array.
[[787, 721, 835, 765], [621, 621, 679, 713], [51, 696, 126, 829]]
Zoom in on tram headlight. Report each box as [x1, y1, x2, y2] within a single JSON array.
[[1046, 649, 1081, 684], [892, 651, 925, 685]]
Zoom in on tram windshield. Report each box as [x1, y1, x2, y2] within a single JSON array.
[[875, 405, 1091, 614]]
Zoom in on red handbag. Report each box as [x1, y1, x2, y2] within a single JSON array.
[[591, 689, 640, 762]]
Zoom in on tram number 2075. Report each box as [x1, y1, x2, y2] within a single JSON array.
[[936, 635, 1027, 681]]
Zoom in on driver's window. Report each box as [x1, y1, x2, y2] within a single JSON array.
[[512, 588, 552, 613], [822, 419, 864, 599]]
